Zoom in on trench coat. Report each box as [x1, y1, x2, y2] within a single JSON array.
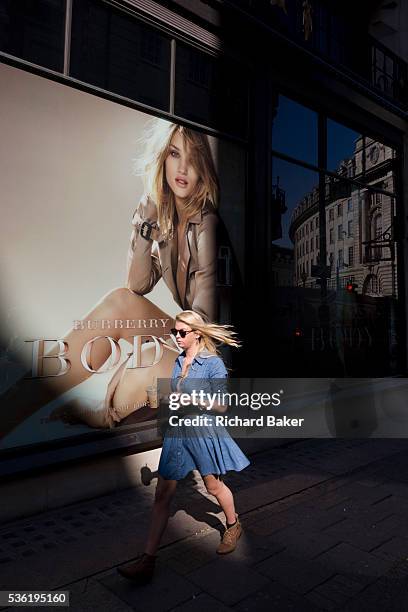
[[126, 194, 219, 322]]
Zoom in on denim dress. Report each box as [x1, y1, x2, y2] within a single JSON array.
[[158, 349, 251, 480]]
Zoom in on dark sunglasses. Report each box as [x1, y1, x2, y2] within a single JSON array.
[[171, 328, 194, 338]]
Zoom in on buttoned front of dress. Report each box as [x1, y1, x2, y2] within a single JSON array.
[[158, 349, 250, 481]]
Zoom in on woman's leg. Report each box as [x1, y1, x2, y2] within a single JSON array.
[[144, 475, 178, 556], [0, 288, 174, 437], [202, 474, 237, 525]]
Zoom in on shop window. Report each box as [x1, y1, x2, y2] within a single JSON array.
[[175, 43, 248, 137], [70, 0, 171, 111], [0, 0, 65, 71], [272, 95, 318, 165]]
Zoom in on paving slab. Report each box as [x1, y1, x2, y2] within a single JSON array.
[[186, 556, 270, 606], [100, 564, 200, 612], [2, 439, 408, 611]]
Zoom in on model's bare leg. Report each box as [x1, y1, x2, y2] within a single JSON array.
[[57, 339, 178, 428], [202, 474, 237, 524], [144, 475, 178, 556], [109, 341, 178, 422], [0, 288, 174, 437]]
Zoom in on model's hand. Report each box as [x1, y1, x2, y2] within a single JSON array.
[[133, 194, 158, 225]]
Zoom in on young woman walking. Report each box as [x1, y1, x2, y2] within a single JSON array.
[[118, 309, 250, 584]]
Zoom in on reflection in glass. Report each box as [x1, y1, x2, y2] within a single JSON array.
[[175, 43, 248, 137], [327, 119, 397, 189], [0, 0, 65, 72], [270, 138, 399, 376], [272, 157, 318, 251], [327, 119, 360, 173], [272, 96, 318, 165], [70, 0, 171, 110]]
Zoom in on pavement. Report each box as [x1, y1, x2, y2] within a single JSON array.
[[2, 438, 408, 611]]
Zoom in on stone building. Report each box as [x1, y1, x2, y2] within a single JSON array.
[[290, 138, 396, 297]]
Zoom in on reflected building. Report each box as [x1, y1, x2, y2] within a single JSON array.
[[270, 245, 295, 288], [290, 138, 396, 297]]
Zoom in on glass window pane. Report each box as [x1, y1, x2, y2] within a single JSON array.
[[327, 118, 360, 174], [175, 43, 248, 138], [269, 153, 400, 376], [70, 0, 171, 111], [328, 119, 396, 193], [272, 95, 318, 165], [0, 0, 65, 72]]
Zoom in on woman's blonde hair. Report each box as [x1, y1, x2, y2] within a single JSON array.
[[175, 310, 240, 355], [134, 118, 219, 239]]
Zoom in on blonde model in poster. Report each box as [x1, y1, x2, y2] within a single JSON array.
[[1, 119, 221, 435]]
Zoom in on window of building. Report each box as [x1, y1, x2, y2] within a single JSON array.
[[372, 213, 383, 260], [338, 249, 343, 267], [272, 95, 318, 165], [0, 0, 65, 71], [315, 236, 319, 249], [363, 274, 380, 294], [348, 198, 353, 212], [329, 208, 334, 221], [315, 217, 319, 228], [338, 224, 343, 240], [348, 220, 353, 237], [329, 228, 333, 244], [71, 0, 171, 110], [337, 203, 343, 217], [348, 246, 354, 265], [373, 213, 382, 239], [310, 239, 313, 252], [176, 43, 248, 136], [306, 241, 309, 254]]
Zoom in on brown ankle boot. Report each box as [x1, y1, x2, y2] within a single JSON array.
[[216, 514, 242, 554], [117, 553, 157, 584]]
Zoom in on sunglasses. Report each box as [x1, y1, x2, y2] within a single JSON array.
[[171, 328, 194, 338]]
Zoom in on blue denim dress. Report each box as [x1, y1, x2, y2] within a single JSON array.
[[158, 349, 251, 480]]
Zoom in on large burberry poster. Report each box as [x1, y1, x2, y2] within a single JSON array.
[[0, 63, 246, 454]]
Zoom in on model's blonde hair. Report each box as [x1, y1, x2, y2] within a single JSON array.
[[175, 310, 240, 356], [134, 118, 219, 240]]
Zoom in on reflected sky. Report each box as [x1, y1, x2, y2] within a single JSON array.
[[272, 157, 318, 248], [327, 119, 360, 171], [272, 96, 318, 166], [272, 97, 361, 249]]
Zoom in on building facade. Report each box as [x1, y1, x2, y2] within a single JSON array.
[[290, 137, 397, 297]]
